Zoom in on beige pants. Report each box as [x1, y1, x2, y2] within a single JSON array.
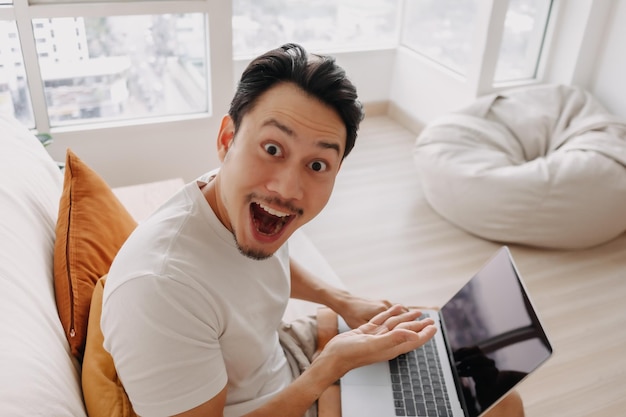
[[279, 316, 319, 417]]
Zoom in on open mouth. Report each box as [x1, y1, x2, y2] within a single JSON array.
[[250, 202, 294, 236]]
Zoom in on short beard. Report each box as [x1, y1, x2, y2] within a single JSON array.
[[237, 244, 272, 261], [232, 229, 272, 260]]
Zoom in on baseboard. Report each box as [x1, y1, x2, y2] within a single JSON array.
[[387, 102, 426, 136], [363, 100, 425, 137], [363, 101, 389, 117]]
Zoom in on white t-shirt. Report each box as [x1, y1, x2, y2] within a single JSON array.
[[102, 178, 293, 417]]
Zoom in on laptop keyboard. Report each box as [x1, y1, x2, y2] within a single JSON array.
[[389, 326, 452, 416]]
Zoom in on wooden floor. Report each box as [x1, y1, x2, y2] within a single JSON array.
[[303, 115, 626, 417]]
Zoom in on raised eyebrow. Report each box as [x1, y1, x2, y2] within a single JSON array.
[[317, 141, 341, 155], [263, 118, 341, 156], [263, 118, 294, 136]]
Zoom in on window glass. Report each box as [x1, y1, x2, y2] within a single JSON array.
[[33, 14, 208, 127], [232, 0, 400, 57], [0, 20, 35, 127], [401, 0, 479, 76], [494, 0, 553, 82]]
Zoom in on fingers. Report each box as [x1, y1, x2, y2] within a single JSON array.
[[339, 298, 399, 330], [322, 309, 438, 373], [368, 304, 416, 326], [393, 316, 435, 332], [375, 315, 435, 338], [368, 322, 438, 364], [393, 323, 438, 353], [361, 305, 434, 339]]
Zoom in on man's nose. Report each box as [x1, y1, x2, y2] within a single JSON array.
[[267, 167, 304, 201]]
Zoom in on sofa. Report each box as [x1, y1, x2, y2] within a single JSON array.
[[0, 114, 343, 415]]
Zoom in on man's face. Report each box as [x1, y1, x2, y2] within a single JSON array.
[[210, 82, 347, 260]]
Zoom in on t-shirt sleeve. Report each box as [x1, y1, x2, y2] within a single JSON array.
[[102, 274, 227, 417]]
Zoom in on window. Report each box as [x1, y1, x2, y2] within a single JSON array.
[[0, 0, 562, 137], [494, 0, 553, 82], [401, 0, 553, 85], [401, 0, 478, 76], [0, 21, 35, 127], [232, 0, 401, 57], [1, 1, 212, 130], [34, 14, 208, 126]]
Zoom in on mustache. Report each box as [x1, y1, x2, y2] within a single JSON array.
[[247, 193, 304, 216]]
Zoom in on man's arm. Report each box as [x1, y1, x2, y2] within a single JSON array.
[[289, 257, 351, 309], [171, 386, 227, 417], [290, 258, 393, 328], [172, 306, 437, 417]]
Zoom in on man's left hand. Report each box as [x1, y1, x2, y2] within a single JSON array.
[[333, 293, 399, 329]]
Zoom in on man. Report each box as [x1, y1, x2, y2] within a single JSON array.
[[102, 43, 522, 417]]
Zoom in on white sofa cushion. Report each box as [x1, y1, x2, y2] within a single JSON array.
[[413, 84, 626, 249], [0, 115, 87, 416]]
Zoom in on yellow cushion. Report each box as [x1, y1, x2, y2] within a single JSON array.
[[83, 276, 137, 417], [53, 149, 137, 361]]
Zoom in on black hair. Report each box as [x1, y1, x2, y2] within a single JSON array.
[[228, 43, 364, 159]]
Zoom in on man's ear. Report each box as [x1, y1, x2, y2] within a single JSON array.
[[217, 115, 235, 162]]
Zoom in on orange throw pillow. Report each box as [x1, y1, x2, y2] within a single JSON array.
[[83, 275, 137, 417], [53, 149, 137, 361]]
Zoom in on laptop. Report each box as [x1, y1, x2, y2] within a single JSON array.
[[339, 246, 552, 417]]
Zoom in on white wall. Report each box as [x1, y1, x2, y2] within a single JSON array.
[[327, 49, 398, 105], [46, 115, 224, 188], [389, 47, 473, 126], [588, 0, 626, 117]]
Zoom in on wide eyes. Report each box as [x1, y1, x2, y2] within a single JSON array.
[[309, 160, 328, 172], [262, 142, 330, 173], [264, 143, 283, 157]]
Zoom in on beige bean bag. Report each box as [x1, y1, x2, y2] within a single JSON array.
[[413, 84, 626, 249]]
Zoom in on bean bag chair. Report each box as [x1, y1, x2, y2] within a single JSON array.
[[413, 84, 626, 249]]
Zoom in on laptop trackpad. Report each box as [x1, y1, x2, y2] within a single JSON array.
[[341, 385, 395, 417], [341, 362, 395, 417], [341, 361, 390, 386], [341, 384, 395, 416]]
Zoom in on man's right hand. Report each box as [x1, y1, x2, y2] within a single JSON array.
[[314, 305, 437, 379]]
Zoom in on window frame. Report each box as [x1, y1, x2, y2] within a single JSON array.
[[3, 0, 231, 134], [399, 0, 555, 96], [493, 0, 554, 83], [231, 0, 403, 60]]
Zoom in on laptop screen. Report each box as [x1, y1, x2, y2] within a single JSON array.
[[440, 247, 552, 417]]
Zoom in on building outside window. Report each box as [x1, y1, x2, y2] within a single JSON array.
[[1, 5, 209, 129], [31, 14, 208, 127], [0, 20, 34, 127]]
